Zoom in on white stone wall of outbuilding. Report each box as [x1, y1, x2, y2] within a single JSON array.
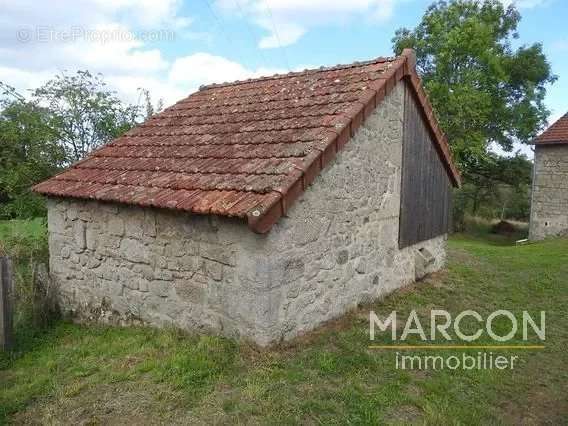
[[46, 82, 447, 346], [529, 145, 568, 240]]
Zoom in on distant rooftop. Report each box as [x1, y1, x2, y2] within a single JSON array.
[[533, 113, 568, 145]]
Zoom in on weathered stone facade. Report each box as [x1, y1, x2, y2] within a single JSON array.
[[529, 145, 568, 240], [47, 83, 447, 345]]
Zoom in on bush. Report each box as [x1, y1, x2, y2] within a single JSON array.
[[457, 216, 528, 243]]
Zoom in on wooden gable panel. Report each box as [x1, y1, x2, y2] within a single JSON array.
[[399, 82, 453, 249]]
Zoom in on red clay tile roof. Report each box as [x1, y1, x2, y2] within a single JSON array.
[[34, 49, 460, 233], [532, 113, 568, 145]]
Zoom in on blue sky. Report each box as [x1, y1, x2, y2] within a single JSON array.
[[1, 0, 566, 145]]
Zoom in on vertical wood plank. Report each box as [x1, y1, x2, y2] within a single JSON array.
[[399, 80, 453, 249], [0, 256, 14, 351]]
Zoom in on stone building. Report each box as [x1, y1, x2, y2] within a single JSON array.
[[529, 113, 568, 240], [34, 50, 461, 345]]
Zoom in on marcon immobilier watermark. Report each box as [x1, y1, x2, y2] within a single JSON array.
[[368, 310, 546, 370]]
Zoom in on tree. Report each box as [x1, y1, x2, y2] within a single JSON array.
[[392, 0, 556, 173], [455, 152, 532, 221], [0, 83, 66, 218], [32, 71, 142, 162], [138, 88, 164, 120], [0, 72, 162, 219]]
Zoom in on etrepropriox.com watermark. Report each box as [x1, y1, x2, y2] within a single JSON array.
[[16, 26, 176, 44], [369, 310, 546, 370]]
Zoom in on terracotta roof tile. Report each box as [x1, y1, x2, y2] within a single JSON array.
[[533, 113, 568, 145], [34, 49, 460, 233]]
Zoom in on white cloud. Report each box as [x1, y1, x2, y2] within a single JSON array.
[[169, 53, 285, 88], [220, 0, 547, 50], [489, 141, 534, 159], [105, 74, 186, 106], [1, 49, 284, 108], [0, 0, 179, 74], [0, 0, 286, 108], [500, 0, 547, 8], [216, 0, 398, 49], [214, 0, 546, 49], [86, 0, 192, 29], [0, 66, 55, 96], [257, 20, 305, 49]]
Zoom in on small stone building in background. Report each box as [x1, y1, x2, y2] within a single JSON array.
[[530, 113, 568, 240], [34, 50, 460, 345]]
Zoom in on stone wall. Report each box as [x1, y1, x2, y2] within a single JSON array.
[[529, 145, 568, 240], [47, 198, 261, 339], [47, 81, 447, 346]]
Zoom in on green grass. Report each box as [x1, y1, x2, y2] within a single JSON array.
[[1, 223, 567, 424], [0, 218, 47, 243], [0, 218, 51, 344], [0, 218, 48, 266]]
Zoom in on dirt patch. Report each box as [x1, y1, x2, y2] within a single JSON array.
[[408, 368, 432, 381], [422, 270, 451, 289], [405, 384, 423, 399], [447, 247, 479, 267], [498, 386, 568, 425], [384, 404, 423, 424], [10, 381, 195, 425]]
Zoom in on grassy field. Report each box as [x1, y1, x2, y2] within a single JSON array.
[[0, 220, 567, 424]]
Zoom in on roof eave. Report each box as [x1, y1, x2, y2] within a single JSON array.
[[531, 140, 568, 146], [33, 51, 461, 235]]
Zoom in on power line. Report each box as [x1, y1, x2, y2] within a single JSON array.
[[201, 0, 243, 63], [233, 0, 270, 69], [201, 0, 271, 73], [262, 0, 291, 71]]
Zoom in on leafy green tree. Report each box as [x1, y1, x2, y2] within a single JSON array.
[[453, 152, 533, 227], [1, 72, 161, 219], [392, 0, 556, 173], [33, 70, 141, 162], [0, 83, 66, 218]]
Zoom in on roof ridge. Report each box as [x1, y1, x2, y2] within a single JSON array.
[[69, 167, 291, 177], [34, 49, 462, 233], [198, 56, 396, 91], [41, 178, 281, 196]]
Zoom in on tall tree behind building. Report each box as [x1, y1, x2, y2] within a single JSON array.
[[0, 83, 65, 218], [33, 71, 141, 163], [0, 72, 162, 218], [392, 0, 555, 173]]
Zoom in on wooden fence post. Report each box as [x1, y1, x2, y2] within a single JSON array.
[[0, 256, 14, 351]]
